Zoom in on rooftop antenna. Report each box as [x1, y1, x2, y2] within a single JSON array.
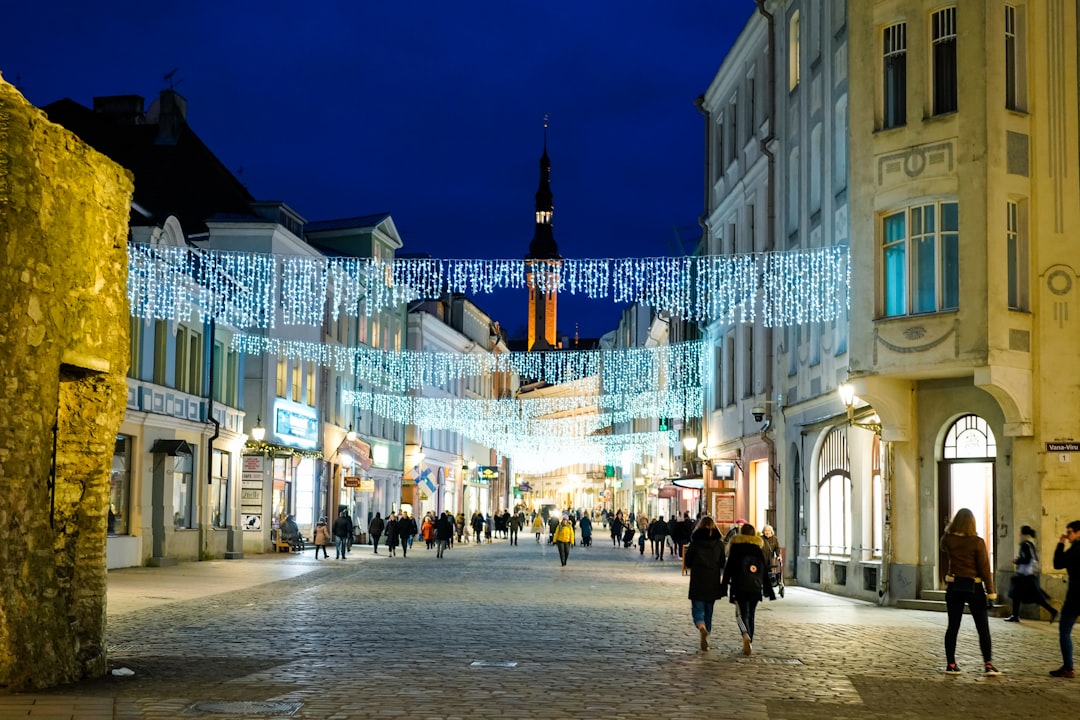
[[162, 68, 182, 90]]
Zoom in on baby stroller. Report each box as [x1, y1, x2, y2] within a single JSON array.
[[768, 550, 785, 597], [622, 526, 636, 548], [581, 532, 592, 547]]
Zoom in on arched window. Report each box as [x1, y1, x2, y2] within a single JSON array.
[[943, 414, 996, 459], [817, 428, 851, 555]]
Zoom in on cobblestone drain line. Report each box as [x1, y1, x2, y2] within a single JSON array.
[[29, 543, 1080, 718]]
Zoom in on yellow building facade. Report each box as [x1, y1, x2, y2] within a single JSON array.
[[847, 0, 1080, 603]]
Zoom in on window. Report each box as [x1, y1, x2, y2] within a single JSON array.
[[712, 340, 723, 411], [153, 320, 168, 385], [730, 96, 739, 156], [210, 450, 230, 529], [789, 10, 801, 90], [833, 95, 848, 191], [932, 7, 957, 115], [817, 428, 851, 555], [212, 340, 225, 402], [882, 23, 907, 128], [129, 318, 143, 380], [291, 363, 301, 402], [741, 326, 753, 398], [882, 201, 959, 317], [724, 331, 736, 407], [276, 358, 287, 397], [747, 70, 756, 132], [172, 453, 193, 529], [810, 123, 823, 213], [1005, 5, 1026, 110], [787, 147, 800, 232], [306, 361, 316, 406], [715, 113, 725, 177], [109, 435, 132, 535], [175, 326, 202, 394], [1006, 200, 1029, 310]]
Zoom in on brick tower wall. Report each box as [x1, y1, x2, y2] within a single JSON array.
[[0, 75, 133, 691]]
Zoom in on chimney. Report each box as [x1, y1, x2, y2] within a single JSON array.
[[154, 89, 187, 145], [92, 95, 145, 125]]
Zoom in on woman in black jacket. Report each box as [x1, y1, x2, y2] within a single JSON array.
[[684, 516, 726, 651], [722, 523, 775, 656]]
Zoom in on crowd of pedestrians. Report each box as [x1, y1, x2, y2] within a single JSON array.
[[293, 502, 1080, 678]]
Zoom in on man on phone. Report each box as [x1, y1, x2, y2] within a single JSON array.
[[1050, 520, 1080, 678]]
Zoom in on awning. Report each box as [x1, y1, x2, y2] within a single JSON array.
[[150, 439, 193, 456]]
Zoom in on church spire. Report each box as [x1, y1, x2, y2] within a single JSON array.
[[526, 117, 561, 351], [527, 116, 559, 260]]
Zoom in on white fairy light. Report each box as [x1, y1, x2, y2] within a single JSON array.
[[128, 245, 850, 328]]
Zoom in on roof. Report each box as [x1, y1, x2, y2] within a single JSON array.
[[42, 96, 258, 234], [305, 213, 391, 233]]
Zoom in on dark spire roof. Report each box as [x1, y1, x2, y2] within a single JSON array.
[[527, 122, 560, 260]]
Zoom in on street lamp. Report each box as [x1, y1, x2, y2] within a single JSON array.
[[838, 382, 882, 434], [251, 417, 265, 443]]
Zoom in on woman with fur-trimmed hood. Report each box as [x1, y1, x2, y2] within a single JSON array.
[[721, 523, 775, 655]]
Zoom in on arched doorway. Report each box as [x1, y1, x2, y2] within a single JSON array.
[[937, 414, 997, 583]]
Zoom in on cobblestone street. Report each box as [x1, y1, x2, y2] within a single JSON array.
[[4, 537, 1077, 719]]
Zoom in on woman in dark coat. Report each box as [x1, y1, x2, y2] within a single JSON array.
[[722, 523, 775, 656], [684, 516, 726, 651], [385, 513, 400, 557]]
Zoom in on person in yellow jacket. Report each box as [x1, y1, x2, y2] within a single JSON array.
[[553, 516, 576, 566], [532, 513, 545, 544]]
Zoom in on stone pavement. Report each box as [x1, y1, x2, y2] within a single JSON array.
[[2, 535, 1077, 719]]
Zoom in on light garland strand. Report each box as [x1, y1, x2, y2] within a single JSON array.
[[344, 386, 703, 435], [232, 334, 708, 395], [128, 244, 850, 328]]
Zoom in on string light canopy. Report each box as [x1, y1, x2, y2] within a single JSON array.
[[232, 333, 707, 394], [344, 386, 703, 436], [128, 244, 850, 329]]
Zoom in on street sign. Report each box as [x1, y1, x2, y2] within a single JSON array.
[[1046, 442, 1080, 452]]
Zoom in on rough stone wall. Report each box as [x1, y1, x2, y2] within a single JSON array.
[[0, 75, 132, 690]]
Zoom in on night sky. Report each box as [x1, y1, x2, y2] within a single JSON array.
[[2, 1, 749, 338]]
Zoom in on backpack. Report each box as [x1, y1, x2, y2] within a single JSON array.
[[741, 553, 764, 593]]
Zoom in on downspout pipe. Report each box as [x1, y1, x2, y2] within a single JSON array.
[[204, 319, 221, 561], [756, 0, 782, 562]]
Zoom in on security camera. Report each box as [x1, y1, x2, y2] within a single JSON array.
[[751, 405, 766, 422]]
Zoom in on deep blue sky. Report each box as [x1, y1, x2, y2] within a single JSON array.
[[2, 1, 749, 338]]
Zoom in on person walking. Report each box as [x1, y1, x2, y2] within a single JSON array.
[[722, 523, 775, 656], [553, 516, 575, 566], [332, 510, 351, 560], [456, 512, 467, 544], [471, 512, 484, 544], [579, 513, 593, 547], [684, 516, 726, 651], [532, 512, 545, 543], [940, 507, 1001, 675], [650, 516, 669, 560], [508, 510, 523, 546], [421, 513, 436, 550], [385, 512, 399, 557], [1050, 519, 1080, 678], [435, 511, 455, 559], [609, 513, 624, 547], [1005, 525, 1057, 623], [368, 512, 385, 554], [397, 511, 417, 558], [312, 516, 331, 559]]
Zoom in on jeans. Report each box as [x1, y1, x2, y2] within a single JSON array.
[[371, 534, 381, 553], [509, 529, 518, 545], [736, 598, 759, 639], [1060, 612, 1077, 670], [691, 600, 715, 633], [556, 541, 571, 565], [335, 536, 348, 558], [436, 539, 449, 558], [944, 586, 992, 664]]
